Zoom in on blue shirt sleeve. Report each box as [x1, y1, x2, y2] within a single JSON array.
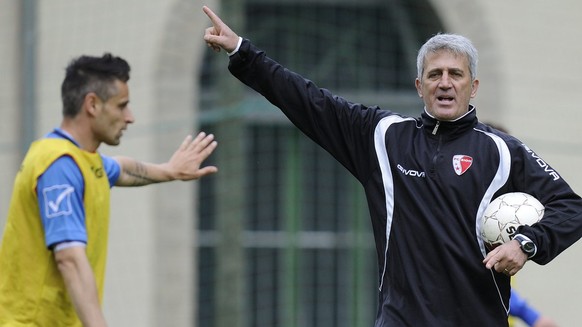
[[509, 289, 541, 326], [101, 154, 121, 186], [38, 155, 120, 248], [38, 155, 87, 248]]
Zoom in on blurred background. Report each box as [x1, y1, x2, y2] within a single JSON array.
[[1, 0, 581, 326]]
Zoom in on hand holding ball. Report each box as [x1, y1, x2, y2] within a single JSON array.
[[481, 192, 544, 249]]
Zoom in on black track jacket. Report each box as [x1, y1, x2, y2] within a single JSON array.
[[227, 39, 582, 327]]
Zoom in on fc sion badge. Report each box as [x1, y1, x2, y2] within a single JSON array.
[[453, 155, 473, 176]]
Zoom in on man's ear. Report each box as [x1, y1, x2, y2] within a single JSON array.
[[470, 79, 480, 98], [83, 92, 100, 117], [415, 79, 423, 98]]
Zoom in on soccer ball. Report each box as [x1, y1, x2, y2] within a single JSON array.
[[480, 192, 544, 249]]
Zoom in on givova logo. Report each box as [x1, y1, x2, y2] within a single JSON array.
[[521, 144, 561, 181], [397, 164, 426, 178]]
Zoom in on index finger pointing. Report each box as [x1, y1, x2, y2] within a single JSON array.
[[203, 6, 224, 27]]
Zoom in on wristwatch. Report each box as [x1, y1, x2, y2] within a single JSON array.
[[513, 234, 537, 258]]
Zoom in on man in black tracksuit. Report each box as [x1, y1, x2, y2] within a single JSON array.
[[203, 6, 582, 326]]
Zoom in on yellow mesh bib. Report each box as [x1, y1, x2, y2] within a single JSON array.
[[0, 138, 111, 326]]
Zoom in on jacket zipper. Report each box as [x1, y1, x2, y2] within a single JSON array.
[[432, 121, 441, 135], [431, 121, 442, 176]]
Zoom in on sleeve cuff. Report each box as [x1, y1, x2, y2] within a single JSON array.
[[227, 36, 243, 56]]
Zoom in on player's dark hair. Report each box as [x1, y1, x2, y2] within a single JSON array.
[[61, 53, 130, 117]]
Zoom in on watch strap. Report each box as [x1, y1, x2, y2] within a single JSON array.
[[513, 233, 537, 258]]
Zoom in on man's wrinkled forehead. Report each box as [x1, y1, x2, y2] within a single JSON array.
[[422, 50, 471, 75]]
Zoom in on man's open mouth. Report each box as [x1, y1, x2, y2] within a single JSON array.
[[437, 96, 454, 102]]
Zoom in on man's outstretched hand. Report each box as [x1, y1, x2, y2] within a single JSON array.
[[166, 132, 218, 181], [113, 132, 218, 187]]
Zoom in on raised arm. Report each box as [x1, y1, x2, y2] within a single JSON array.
[[202, 5, 381, 181], [202, 6, 240, 53], [114, 132, 218, 186]]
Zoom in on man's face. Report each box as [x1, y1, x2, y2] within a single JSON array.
[[93, 80, 134, 146], [415, 50, 479, 121]]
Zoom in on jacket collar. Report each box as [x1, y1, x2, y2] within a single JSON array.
[[421, 105, 478, 138]]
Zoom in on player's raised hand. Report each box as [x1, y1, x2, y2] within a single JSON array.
[[113, 132, 217, 187], [168, 132, 218, 181], [203, 6, 240, 53]]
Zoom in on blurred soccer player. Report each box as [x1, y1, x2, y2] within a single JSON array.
[[510, 289, 559, 327], [0, 53, 218, 326]]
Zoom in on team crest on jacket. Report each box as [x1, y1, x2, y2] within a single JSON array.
[[453, 155, 473, 176]]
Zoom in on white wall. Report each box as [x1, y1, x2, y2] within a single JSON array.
[[0, 0, 22, 234]]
